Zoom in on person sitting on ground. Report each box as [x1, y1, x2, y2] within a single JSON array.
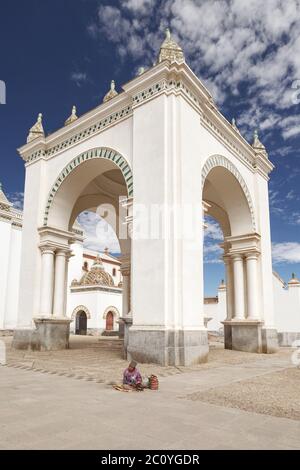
[[123, 360, 142, 387]]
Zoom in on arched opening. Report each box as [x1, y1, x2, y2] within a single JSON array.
[[202, 157, 261, 351], [39, 148, 132, 350], [106, 311, 114, 331], [75, 311, 87, 335]]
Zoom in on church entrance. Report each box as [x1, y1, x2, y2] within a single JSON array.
[[106, 311, 114, 331], [75, 311, 87, 335]]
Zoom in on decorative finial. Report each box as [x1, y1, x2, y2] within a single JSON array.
[[288, 272, 300, 286], [27, 113, 45, 143], [158, 27, 185, 64], [103, 80, 118, 103], [231, 118, 240, 134], [252, 129, 268, 158], [0, 181, 12, 208], [253, 129, 263, 148], [64, 105, 78, 126], [138, 67, 145, 76]]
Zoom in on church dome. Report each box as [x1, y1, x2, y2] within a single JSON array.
[[76, 255, 115, 287]]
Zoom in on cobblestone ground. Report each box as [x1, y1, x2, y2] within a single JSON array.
[[186, 368, 300, 421], [2, 334, 299, 422], [2, 334, 294, 384]]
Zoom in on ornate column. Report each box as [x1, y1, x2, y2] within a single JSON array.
[[246, 252, 260, 320], [39, 246, 55, 317], [223, 255, 234, 320], [232, 254, 245, 320], [120, 257, 131, 318], [53, 249, 68, 318]]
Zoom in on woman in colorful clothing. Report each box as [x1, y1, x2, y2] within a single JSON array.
[[123, 360, 142, 387]]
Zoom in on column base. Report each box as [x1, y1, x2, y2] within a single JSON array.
[[12, 318, 71, 351], [127, 327, 209, 366], [122, 317, 133, 360], [262, 327, 279, 352], [12, 327, 40, 351], [278, 331, 300, 347], [223, 321, 278, 353]]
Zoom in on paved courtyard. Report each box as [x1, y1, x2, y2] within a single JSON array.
[[0, 335, 300, 449]]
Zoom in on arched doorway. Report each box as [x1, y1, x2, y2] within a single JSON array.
[[75, 311, 87, 335], [106, 311, 114, 331]]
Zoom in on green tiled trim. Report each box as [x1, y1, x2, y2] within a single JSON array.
[[202, 155, 256, 231], [26, 105, 132, 163], [43, 147, 133, 226]]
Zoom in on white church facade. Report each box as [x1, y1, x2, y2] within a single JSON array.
[[1, 183, 299, 346], [3, 29, 299, 364]]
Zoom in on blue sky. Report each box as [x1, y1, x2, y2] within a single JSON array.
[[1, 0, 300, 295]]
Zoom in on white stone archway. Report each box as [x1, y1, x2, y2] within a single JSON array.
[[202, 155, 257, 232], [202, 155, 277, 353], [13, 30, 278, 363]]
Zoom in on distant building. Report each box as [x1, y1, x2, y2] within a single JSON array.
[[0, 184, 122, 336], [205, 273, 300, 345]]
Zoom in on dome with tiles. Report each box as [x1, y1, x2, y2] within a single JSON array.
[[72, 255, 114, 287]]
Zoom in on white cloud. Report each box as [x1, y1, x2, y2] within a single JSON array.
[[204, 218, 223, 240], [70, 72, 88, 87], [77, 211, 120, 253], [279, 115, 300, 140], [90, 0, 300, 140], [286, 190, 296, 200], [272, 242, 300, 264], [8, 191, 24, 210], [204, 217, 223, 264]]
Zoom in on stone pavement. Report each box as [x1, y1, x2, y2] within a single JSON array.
[[0, 336, 300, 450], [0, 364, 299, 450]]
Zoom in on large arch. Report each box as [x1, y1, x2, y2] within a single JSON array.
[[36, 147, 132, 344], [43, 147, 133, 228], [201, 154, 270, 353], [202, 155, 256, 233]]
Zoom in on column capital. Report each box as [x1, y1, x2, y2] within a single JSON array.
[[39, 244, 55, 255], [231, 253, 244, 261], [120, 254, 131, 275], [55, 248, 72, 257], [245, 251, 260, 260], [223, 254, 232, 265], [121, 267, 131, 276]]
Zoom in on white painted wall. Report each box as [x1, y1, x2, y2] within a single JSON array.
[[273, 275, 300, 333], [204, 287, 227, 333], [0, 218, 22, 330], [204, 274, 300, 335], [68, 288, 122, 333]]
